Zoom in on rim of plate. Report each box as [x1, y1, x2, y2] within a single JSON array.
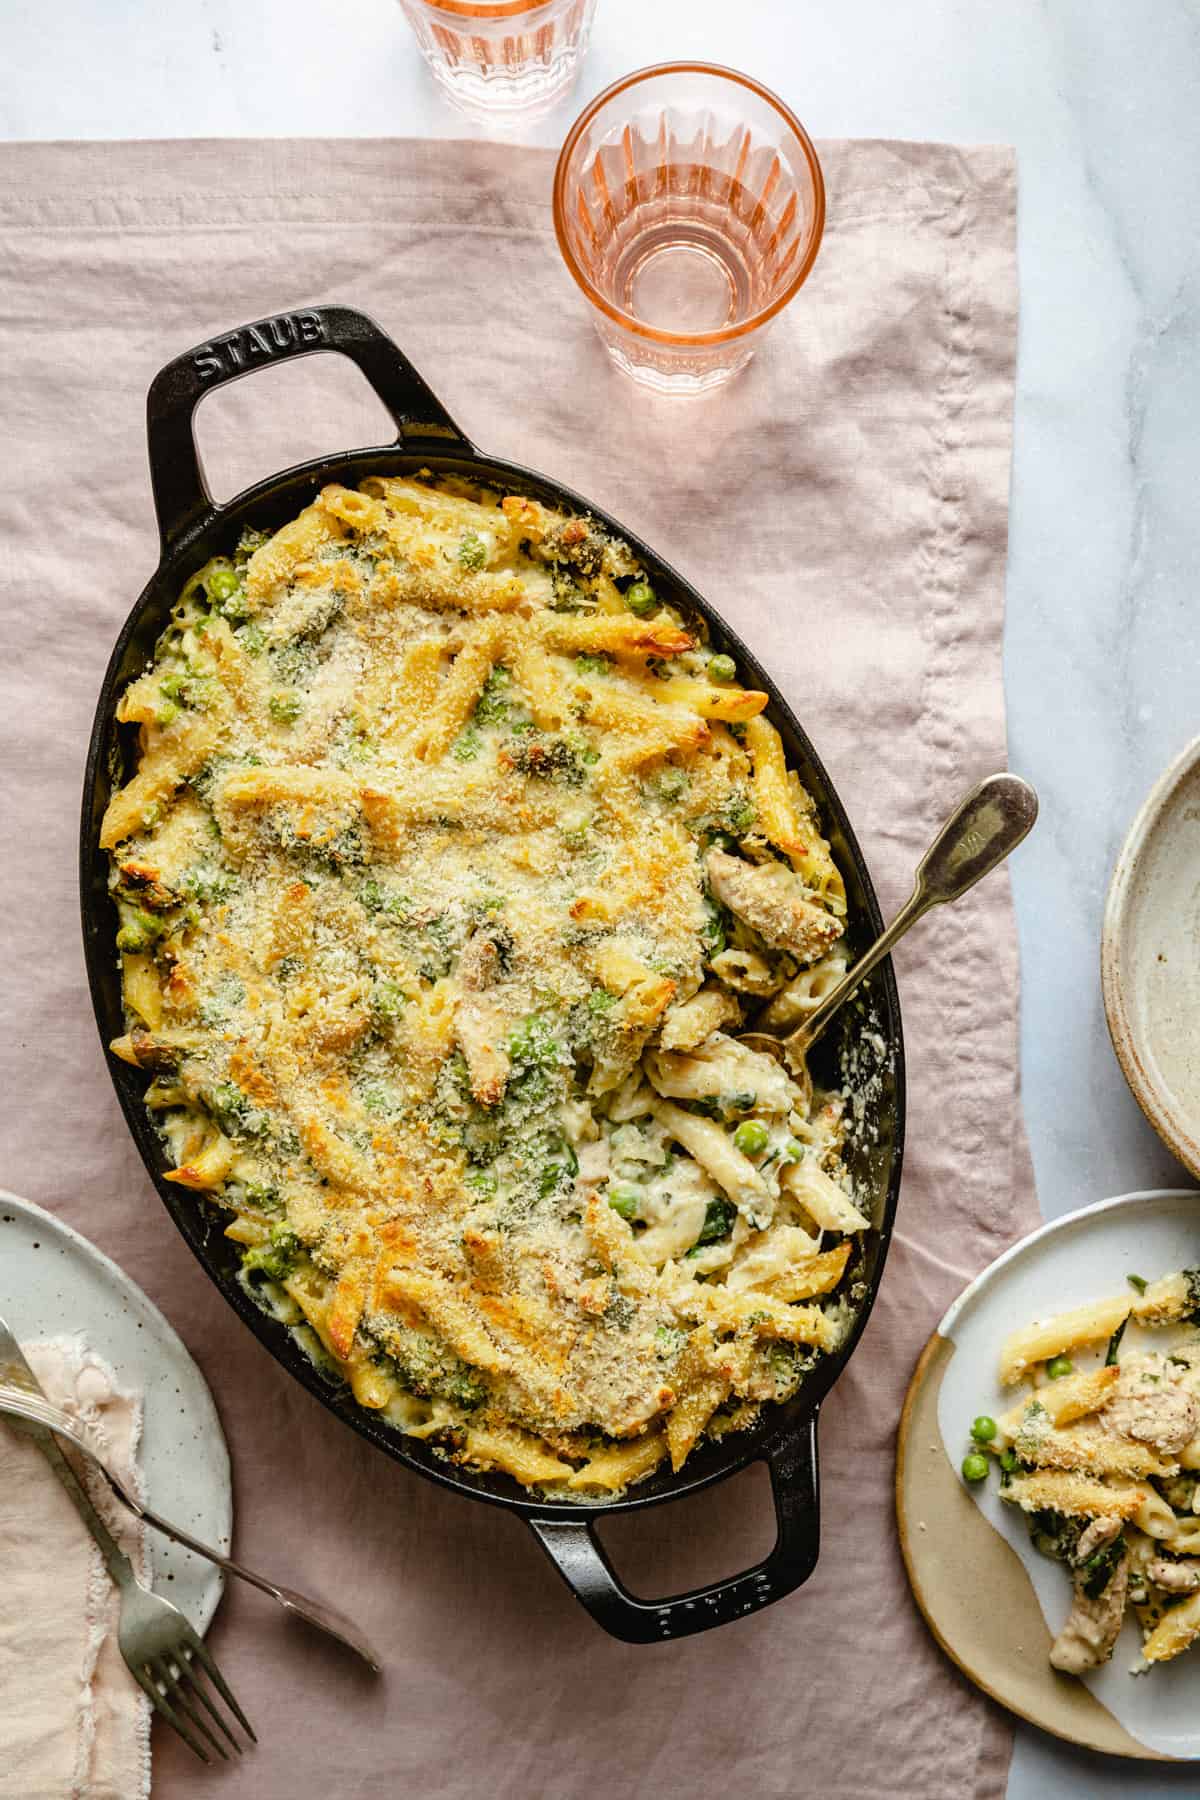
[[1101, 734, 1200, 1179], [937, 1186, 1200, 1340], [0, 1188, 231, 1632]]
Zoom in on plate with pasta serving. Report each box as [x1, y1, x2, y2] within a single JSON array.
[[898, 1187, 1200, 1761], [81, 304, 903, 1642]]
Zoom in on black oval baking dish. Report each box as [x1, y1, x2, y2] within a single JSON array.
[[80, 304, 905, 1643]]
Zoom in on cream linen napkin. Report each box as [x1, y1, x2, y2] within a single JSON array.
[[0, 136, 1034, 1799], [0, 1342, 150, 1800]]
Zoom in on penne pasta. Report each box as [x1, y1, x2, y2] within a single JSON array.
[[983, 1262, 1200, 1677], [104, 472, 855, 1499]]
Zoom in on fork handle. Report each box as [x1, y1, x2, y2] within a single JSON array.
[[16, 1420, 136, 1590]]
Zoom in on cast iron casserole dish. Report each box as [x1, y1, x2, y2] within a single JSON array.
[[81, 305, 905, 1642]]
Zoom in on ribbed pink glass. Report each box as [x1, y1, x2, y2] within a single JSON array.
[[397, 0, 596, 123], [554, 64, 825, 394]]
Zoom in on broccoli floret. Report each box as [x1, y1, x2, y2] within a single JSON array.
[[1028, 1507, 1082, 1564], [474, 665, 513, 726], [241, 1223, 301, 1282], [381, 1323, 487, 1407], [1080, 1534, 1127, 1599], [207, 1082, 271, 1142], [453, 724, 483, 762], [508, 1014, 564, 1072], [234, 526, 271, 568], [115, 905, 168, 954], [178, 864, 237, 905], [1184, 1268, 1200, 1320], [647, 766, 689, 805], [700, 893, 728, 960], [694, 1196, 737, 1247], [508, 734, 592, 786]]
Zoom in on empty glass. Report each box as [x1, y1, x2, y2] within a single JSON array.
[[553, 63, 825, 393], [398, 0, 597, 123]]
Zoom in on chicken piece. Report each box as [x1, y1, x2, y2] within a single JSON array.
[[1101, 1351, 1199, 1457], [454, 930, 510, 1106], [458, 931, 502, 992], [1049, 1517, 1130, 1675], [705, 849, 842, 963], [1147, 1557, 1200, 1595], [455, 998, 509, 1104], [1076, 1515, 1121, 1562]]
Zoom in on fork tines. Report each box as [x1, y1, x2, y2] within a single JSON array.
[[136, 1637, 256, 1764]]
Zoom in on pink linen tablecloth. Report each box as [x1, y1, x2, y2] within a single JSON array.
[[0, 135, 1033, 1799]]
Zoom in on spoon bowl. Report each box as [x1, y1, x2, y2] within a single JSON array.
[[741, 772, 1038, 1070]]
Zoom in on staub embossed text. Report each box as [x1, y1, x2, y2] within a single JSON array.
[[192, 311, 326, 381]]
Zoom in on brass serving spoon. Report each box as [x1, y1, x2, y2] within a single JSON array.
[[739, 772, 1039, 1069]]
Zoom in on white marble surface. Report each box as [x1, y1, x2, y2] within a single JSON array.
[[3, 1, 1199, 1791]]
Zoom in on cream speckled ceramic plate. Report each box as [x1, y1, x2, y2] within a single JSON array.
[[0, 1190, 230, 1631], [1103, 737, 1200, 1178], [898, 1189, 1200, 1762]]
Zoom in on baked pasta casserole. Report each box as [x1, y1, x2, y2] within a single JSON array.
[[102, 474, 868, 1496], [969, 1268, 1200, 1672]]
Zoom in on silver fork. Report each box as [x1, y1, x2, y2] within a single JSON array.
[[0, 1380, 381, 1671], [0, 1339, 254, 1763], [0, 1317, 380, 1670]]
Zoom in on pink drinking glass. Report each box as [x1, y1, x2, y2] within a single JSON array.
[[554, 63, 825, 393], [397, 0, 597, 123]]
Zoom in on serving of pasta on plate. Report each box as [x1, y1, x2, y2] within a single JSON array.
[[973, 1267, 1200, 1675], [100, 473, 871, 1497]]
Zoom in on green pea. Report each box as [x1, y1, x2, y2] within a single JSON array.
[[1046, 1355, 1074, 1379], [159, 672, 187, 701], [708, 653, 737, 684], [607, 1181, 642, 1220], [207, 566, 239, 601], [961, 1452, 989, 1483], [269, 691, 302, 724], [624, 579, 656, 617], [733, 1119, 769, 1156], [970, 1415, 997, 1443], [781, 1138, 804, 1163]]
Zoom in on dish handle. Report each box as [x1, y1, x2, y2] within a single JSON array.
[[527, 1412, 821, 1643], [146, 303, 470, 554]]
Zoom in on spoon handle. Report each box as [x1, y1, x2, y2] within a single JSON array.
[[792, 772, 1038, 1051]]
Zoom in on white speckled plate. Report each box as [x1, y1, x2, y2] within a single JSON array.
[[898, 1189, 1200, 1762], [0, 1189, 230, 1632], [1103, 736, 1200, 1178]]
